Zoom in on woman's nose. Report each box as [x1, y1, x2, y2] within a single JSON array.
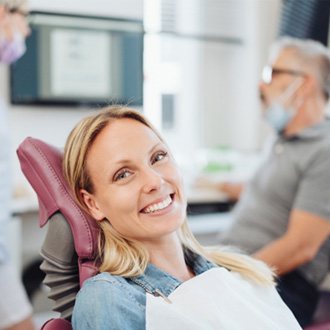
[[141, 168, 164, 193]]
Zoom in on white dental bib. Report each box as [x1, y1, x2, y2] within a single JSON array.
[[146, 268, 301, 329]]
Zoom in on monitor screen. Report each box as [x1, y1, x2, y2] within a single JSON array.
[[10, 12, 144, 106]]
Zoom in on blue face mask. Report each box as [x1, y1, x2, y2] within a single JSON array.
[[264, 78, 303, 133], [264, 103, 294, 133]]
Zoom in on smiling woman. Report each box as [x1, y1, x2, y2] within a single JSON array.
[[79, 117, 187, 247], [63, 106, 301, 330]]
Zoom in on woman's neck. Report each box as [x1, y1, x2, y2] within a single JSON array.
[[144, 235, 195, 282]]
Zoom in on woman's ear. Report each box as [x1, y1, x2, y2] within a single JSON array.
[[80, 189, 105, 221]]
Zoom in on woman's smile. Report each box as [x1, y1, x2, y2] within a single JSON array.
[[140, 193, 175, 215]]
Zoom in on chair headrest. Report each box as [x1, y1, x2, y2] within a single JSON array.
[[17, 137, 99, 260]]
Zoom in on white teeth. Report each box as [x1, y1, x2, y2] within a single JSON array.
[[143, 195, 172, 213]]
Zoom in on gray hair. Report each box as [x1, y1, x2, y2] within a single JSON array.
[[269, 37, 330, 100], [0, 0, 28, 14]]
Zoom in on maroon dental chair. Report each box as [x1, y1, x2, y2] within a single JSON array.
[[17, 137, 330, 330], [17, 137, 100, 330]]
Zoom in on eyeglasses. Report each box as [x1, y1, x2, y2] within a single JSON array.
[[261, 65, 306, 85]]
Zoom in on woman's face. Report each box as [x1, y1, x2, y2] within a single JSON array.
[[82, 118, 187, 243]]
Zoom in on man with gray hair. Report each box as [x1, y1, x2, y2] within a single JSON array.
[[0, 0, 35, 329], [218, 37, 330, 327]]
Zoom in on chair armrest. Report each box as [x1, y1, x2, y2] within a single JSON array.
[[41, 318, 72, 330]]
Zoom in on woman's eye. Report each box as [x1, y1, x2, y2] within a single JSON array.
[[114, 170, 132, 182], [152, 151, 168, 164]]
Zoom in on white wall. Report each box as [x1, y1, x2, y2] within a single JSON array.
[[144, 0, 281, 158], [197, 0, 281, 151], [0, 0, 143, 192]]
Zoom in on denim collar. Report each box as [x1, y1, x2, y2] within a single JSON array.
[[131, 250, 216, 297]]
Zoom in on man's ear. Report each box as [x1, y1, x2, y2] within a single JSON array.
[[80, 189, 105, 221]]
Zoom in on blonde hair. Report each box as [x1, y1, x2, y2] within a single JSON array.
[[64, 105, 274, 285]]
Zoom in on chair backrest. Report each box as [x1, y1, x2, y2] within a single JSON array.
[[17, 137, 100, 328]]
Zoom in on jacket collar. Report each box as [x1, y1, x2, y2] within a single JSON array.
[[131, 250, 216, 296]]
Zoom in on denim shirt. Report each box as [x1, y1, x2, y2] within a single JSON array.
[[72, 251, 216, 330]]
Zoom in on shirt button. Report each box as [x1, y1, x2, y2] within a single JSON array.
[[274, 144, 284, 154]]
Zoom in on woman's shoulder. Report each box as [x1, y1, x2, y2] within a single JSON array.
[[85, 271, 126, 284], [77, 272, 145, 307], [72, 272, 146, 329], [79, 272, 130, 296]]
